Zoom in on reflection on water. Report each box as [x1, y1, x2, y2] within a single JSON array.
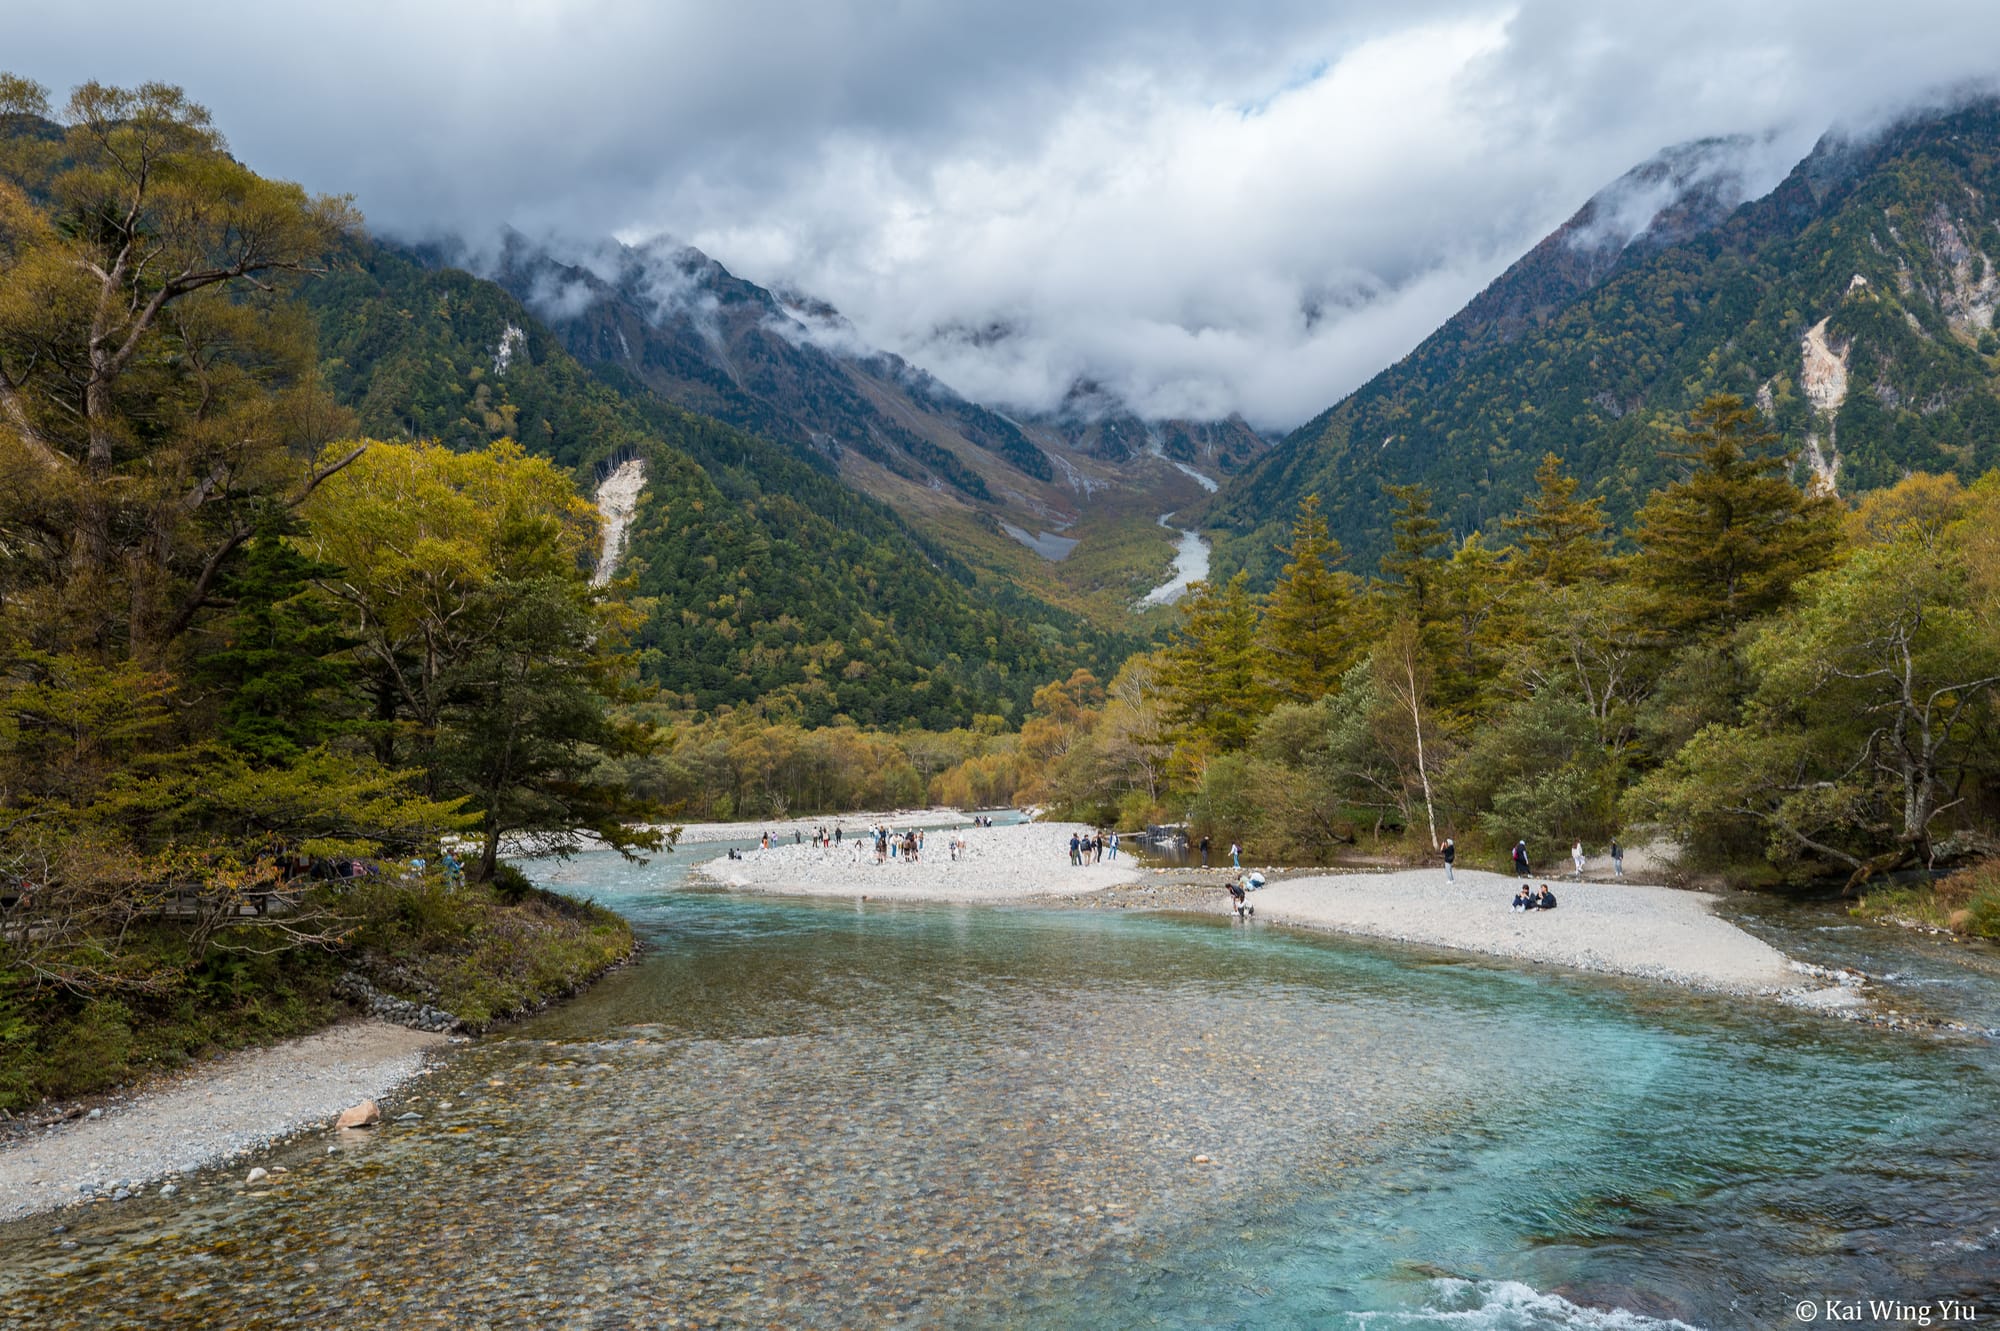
[[2, 844, 1995, 1329]]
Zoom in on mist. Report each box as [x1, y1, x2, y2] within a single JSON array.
[[11, 0, 2000, 429]]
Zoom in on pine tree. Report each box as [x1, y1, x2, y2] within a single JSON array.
[[1502, 453, 1610, 587], [1262, 495, 1356, 702], [1631, 394, 1842, 635]]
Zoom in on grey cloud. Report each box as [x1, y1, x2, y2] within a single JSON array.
[[13, 1, 2000, 430]]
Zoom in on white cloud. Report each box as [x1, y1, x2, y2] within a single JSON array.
[[12, 0, 2000, 429]]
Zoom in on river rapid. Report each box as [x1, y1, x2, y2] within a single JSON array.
[[2, 835, 1996, 1330]]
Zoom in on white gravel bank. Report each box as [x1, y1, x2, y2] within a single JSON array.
[[668, 807, 997, 845], [0, 1019, 444, 1223], [1251, 869, 1808, 994], [695, 821, 1139, 900]]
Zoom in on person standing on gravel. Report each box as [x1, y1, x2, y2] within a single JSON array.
[[1571, 840, 1586, 879], [1610, 838, 1625, 877], [1200, 834, 1211, 867], [1512, 840, 1530, 875], [1441, 837, 1456, 883]]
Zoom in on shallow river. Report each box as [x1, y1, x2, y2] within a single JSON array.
[[3, 840, 1997, 1329]]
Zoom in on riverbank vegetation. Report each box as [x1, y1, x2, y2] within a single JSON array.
[[0, 78, 654, 1108], [1854, 858, 2000, 939], [1014, 400, 2000, 892]]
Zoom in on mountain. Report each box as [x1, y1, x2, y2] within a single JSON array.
[[303, 237, 1131, 726], [457, 232, 1271, 617], [1210, 100, 2000, 578]]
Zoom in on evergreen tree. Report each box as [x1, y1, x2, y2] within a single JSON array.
[[193, 513, 354, 764], [1261, 495, 1356, 703], [1630, 394, 1841, 636], [1159, 571, 1269, 754], [1376, 483, 1449, 620], [1502, 453, 1611, 587]]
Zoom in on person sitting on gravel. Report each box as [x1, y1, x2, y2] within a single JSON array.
[[1512, 884, 1535, 911], [1536, 885, 1558, 910]]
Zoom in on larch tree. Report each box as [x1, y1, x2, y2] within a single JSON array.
[[1630, 394, 1841, 637], [1159, 571, 1270, 757], [1502, 452, 1611, 588], [1375, 482, 1450, 622], [1261, 494, 1357, 703]]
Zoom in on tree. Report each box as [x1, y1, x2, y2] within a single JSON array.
[[1158, 571, 1270, 756], [1630, 394, 1841, 636], [439, 573, 662, 881], [1373, 617, 1444, 851], [0, 75, 361, 657], [1261, 494, 1357, 703], [1376, 482, 1450, 621], [1448, 683, 1619, 856], [1502, 453, 1611, 587], [301, 439, 662, 879], [192, 511, 354, 763], [1630, 478, 2000, 888]]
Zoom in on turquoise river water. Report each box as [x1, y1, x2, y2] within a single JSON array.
[[1, 832, 1996, 1329]]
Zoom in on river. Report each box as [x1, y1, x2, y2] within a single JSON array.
[[2, 842, 1996, 1329], [1139, 513, 1212, 608]]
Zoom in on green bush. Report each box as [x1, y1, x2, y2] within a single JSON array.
[[42, 1001, 135, 1098]]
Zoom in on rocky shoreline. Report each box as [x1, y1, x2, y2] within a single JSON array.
[[0, 1020, 447, 1225]]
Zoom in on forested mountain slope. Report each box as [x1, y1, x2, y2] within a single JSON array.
[[1213, 99, 2000, 578], [304, 239, 1128, 725], [441, 232, 1269, 619]]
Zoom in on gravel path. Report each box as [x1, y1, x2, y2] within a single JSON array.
[[695, 821, 1140, 899], [0, 1020, 445, 1223]]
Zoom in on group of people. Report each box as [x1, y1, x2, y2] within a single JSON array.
[[1185, 834, 1244, 868], [1503, 837, 1625, 879], [873, 827, 922, 864], [1225, 871, 1266, 918], [738, 820, 995, 866], [1068, 830, 1119, 865], [1436, 835, 1627, 882], [1512, 883, 1558, 911]]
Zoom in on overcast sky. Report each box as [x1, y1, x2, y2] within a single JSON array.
[[14, 2, 2000, 429]]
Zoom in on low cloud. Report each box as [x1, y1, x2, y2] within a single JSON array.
[[14, 1, 2000, 429]]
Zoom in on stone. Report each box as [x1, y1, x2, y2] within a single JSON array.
[[395, 1112, 422, 1122], [159, 1183, 178, 1198], [112, 1188, 131, 1202], [334, 1099, 380, 1129], [245, 1167, 269, 1185], [1192, 1154, 1212, 1164], [86, 1108, 102, 1120]]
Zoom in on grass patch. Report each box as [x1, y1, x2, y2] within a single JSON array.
[[1853, 857, 2000, 938]]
